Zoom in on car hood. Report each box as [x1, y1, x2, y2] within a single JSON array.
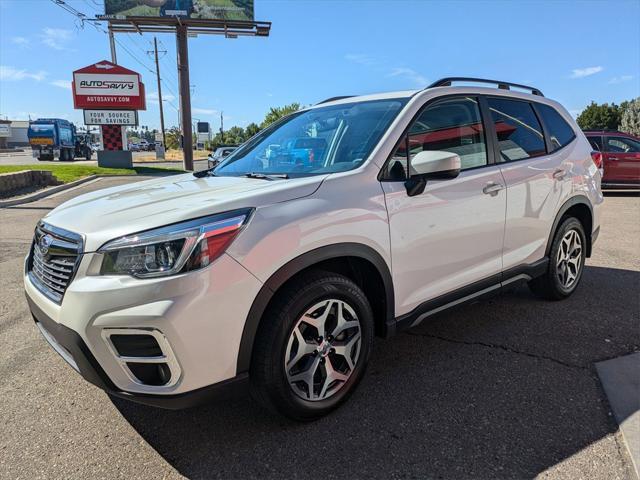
[[43, 173, 327, 252]]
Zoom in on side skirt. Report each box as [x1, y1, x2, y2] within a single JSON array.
[[392, 258, 549, 333]]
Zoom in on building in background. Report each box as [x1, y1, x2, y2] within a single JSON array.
[[2, 120, 30, 148]]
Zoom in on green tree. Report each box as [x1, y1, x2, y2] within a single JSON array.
[[260, 103, 301, 129], [576, 102, 622, 130], [244, 122, 260, 140], [164, 127, 181, 150], [620, 98, 640, 136]]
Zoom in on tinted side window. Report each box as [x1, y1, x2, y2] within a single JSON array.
[[385, 97, 488, 179], [487, 98, 546, 161], [536, 103, 576, 151], [587, 135, 603, 151], [606, 136, 640, 153]]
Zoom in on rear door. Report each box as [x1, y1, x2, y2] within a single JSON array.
[[604, 135, 640, 183], [489, 98, 573, 271]]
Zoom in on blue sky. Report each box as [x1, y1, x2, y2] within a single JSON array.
[[1, 0, 639, 131]]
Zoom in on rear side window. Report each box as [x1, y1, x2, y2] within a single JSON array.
[[487, 98, 546, 161], [536, 103, 576, 151]]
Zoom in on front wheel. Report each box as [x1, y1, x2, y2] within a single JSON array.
[[250, 272, 374, 421], [529, 217, 586, 300]]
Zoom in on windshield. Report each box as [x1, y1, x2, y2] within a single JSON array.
[[214, 99, 407, 177]]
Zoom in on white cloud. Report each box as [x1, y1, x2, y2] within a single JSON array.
[[40, 28, 73, 51], [11, 36, 30, 47], [388, 67, 427, 87], [193, 107, 217, 115], [570, 66, 603, 78], [345, 53, 376, 66], [147, 91, 176, 103], [608, 75, 633, 84], [50, 79, 72, 90], [0, 65, 47, 82]]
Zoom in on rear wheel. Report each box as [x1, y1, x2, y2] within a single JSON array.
[[250, 271, 374, 421], [529, 217, 586, 300]]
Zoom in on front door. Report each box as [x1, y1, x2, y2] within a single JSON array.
[[604, 135, 640, 184], [380, 96, 506, 316]]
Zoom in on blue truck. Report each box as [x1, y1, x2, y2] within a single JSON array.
[[27, 118, 92, 161]]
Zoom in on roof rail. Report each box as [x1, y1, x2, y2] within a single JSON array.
[[316, 95, 355, 105], [427, 77, 544, 97]]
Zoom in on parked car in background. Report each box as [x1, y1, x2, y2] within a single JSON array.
[[128, 143, 140, 152], [208, 146, 237, 169], [584, 130, 640, 188], [24, 77, 602, 420]]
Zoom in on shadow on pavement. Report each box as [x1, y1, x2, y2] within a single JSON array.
[[112, 265, 639, 479]]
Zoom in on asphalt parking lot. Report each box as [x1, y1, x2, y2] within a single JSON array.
[[1, 178, 638, 479]]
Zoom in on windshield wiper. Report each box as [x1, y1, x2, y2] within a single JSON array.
[[243, 172, 289, 180], [193, 169, 216, 178]]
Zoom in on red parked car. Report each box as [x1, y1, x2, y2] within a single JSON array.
[[584, 130, 640, 188]]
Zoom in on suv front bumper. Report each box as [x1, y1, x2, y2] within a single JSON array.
[[25, 251, 261, 408], [29, 293, 248, 408]]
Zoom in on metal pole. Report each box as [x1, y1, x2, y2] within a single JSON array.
[[108, 26, 117, 64], [153, 37, 166, 148], [176, 25, 194, 171], [220, 111, 224, 143]]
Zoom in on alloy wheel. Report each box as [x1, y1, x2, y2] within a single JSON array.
[[284, 299, 362, 401], [556, 229, 583, 289]]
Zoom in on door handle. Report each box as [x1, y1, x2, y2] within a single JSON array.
[[606, 156, 618, 161], [482, 182, 504, 196], [553, 169, 566, 180]]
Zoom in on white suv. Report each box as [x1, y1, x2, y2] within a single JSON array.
[[25, 78, 603, 420]]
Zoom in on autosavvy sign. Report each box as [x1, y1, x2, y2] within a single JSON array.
[[72, 61, 146, 110]]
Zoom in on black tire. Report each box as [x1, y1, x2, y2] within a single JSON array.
[[85, 148, 91, 161], [59, 149, 67, 161], [250, 271, 374, 421], [529, 217, 587, 300]]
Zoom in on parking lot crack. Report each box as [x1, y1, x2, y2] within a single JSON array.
[[406, 331, 588, 370]]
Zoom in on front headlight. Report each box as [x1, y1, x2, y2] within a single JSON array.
[[98, 209, 252, 278]]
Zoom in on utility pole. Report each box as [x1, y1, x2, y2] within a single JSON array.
[[108, 26, 117, 64], [176, 25, 194, 171], [148, 37, 166, 148], [220, 111, 224, 143]]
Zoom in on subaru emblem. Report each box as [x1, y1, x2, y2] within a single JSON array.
[[39, 235, 53, 255]]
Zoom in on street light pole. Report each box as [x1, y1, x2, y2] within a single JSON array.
[[108, 25, 117, 64]]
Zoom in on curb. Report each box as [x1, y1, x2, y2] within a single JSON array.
[[0, 174, 139, 208]]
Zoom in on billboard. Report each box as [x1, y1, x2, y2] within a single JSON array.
[[197, 121, 210, 133], [103, 0, 254, 21], [72, 61, 146, 110]]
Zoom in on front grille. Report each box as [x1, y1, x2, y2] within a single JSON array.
[[28, 221, 83, 304]]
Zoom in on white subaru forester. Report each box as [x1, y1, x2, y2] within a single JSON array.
[[25, 78, 602, 420]]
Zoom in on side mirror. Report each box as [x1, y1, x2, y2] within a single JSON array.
[[405, 150, 461, 197]]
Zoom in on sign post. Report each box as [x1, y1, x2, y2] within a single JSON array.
[[96, 1, 270, 171]]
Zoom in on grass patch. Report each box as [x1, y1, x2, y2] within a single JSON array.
[[0, 164, 184, 183]]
